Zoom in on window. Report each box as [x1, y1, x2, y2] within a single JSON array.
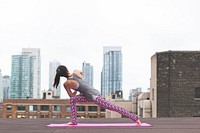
[[40, 114, 49, 118], [29, 115, 37, 119], [152, 88, 154, 100], [100, 107, 105, 112], [40, 115, 44, 118], [77, 106, 85, 111], [88, 106, 97, 112], [40, 105, 49, 111], [17, 105, 26, 111], [195, 87, 200, 99], [17, 115, 26, 118], [66, 106, 70, 112], [29, 105, 37, 111], [6, 105, 12, 111], [52, 115, 60, 118], [53, 105, 61, 111], [7, 115, 12, 118]]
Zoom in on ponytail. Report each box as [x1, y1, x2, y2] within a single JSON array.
[[53, 73, 60, 88]]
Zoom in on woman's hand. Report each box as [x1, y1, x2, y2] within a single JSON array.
[[64, 81, 78, 97]]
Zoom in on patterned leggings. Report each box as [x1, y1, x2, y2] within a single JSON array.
[[70, 95, 138, 124]]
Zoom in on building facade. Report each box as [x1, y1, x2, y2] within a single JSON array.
[[49, 60, 60, 97], [82, 61, 93, 86], [2, 99, 105, 119], [10, 48, 41, 99], [101, 46, 122, 99], [150, 51, 200, 117]]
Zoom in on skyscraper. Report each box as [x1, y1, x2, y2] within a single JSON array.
[[82, 61, 93, 86], [10, 48, 41, 99], [49, 60, 60, 97], [3, 75, 10, 99], [101, 46, 122, 98]]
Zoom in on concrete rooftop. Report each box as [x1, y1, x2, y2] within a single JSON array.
[[0, 117, 199, 133]]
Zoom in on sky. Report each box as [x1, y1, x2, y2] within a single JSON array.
[[0, 0, 200, 99]]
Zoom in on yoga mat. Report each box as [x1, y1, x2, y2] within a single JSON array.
[[47, 123, 152, 127]]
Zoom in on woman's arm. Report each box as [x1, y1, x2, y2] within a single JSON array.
[[64, 81, 77, 97]]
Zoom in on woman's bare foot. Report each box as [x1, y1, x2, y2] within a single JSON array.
[[135, 119, 141, 125]]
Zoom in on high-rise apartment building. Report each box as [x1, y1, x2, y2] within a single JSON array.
[[3, 75, 10, 99], [150, 51, 200, 117], [101, 46, 122, 98], [49, 60, 60, 97], [82, 61, 93, 86], [10, 48, 41, 99]]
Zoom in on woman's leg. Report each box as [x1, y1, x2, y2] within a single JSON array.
[[94, 95, 139, 122], [70, 95, 88, 125]]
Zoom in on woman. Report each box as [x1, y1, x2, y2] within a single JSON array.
[[53, 65, 141, 125]]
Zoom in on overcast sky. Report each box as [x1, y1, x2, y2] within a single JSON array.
[[1, 0, 200, 99]]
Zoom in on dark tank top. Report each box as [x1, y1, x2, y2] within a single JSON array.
[[68, 74, 100, 101]]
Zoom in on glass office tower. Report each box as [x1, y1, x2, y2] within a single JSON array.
[[101, 46, 122, 98], [10, 48, 41, 99], [82, 61, 93, 86]]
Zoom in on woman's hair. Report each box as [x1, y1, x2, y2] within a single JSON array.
[[53, 65, 69, 88]]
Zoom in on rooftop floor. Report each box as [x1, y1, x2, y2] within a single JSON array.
[[0, 117, 199, 133]]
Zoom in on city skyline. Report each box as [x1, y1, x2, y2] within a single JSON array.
[[1, 0, 200, 99]]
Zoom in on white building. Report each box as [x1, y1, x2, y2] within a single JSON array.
[[22, 48, 41, 99], [138, 92, 151, 118]]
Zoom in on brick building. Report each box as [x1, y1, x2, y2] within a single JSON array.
[[2, 99, 105, 118], [150, 51, 200, 117]]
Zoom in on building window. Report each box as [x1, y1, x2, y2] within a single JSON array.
[[40, 105, 49, 111], [29, 105, 37, 111], [195, 87, 200, 99], [40, 114, 49, 118], [77, 106, 85, 111], [88, 106, 97, 112], [6, 105, 12, 111], [52, 115, 60, 118], [100, 107, 105, 112], [17, 115, 26, 118], [7, 115, 12, 118], [17, 105, 26, 111], [29, 115, 37, 119], [66, 106, 70, 112], [53, 105, 61, 111], [152, 88, 154, 100]]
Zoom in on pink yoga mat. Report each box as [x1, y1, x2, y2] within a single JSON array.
[[47, 123, 152, 127]]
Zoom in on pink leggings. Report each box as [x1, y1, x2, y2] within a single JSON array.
[[70, 95, 138, 124]]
